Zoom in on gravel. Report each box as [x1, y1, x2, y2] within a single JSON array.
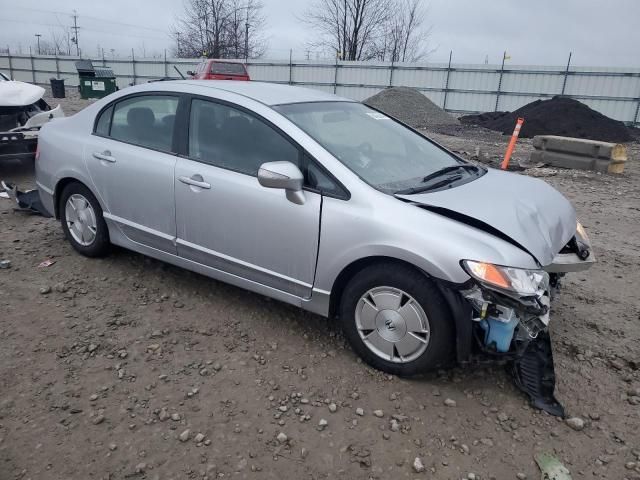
[[363, 87, 458, 128], [2, 91, 640, 480]]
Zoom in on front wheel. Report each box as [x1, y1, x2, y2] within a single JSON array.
[[59, 182, 110, 257], [339, 263, 455, 376]]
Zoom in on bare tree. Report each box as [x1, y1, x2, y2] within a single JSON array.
[[303, 0, 433, 62], [172, 0, 267, 59]]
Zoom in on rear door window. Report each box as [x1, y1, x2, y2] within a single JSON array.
[[108, 95, 179, 152]]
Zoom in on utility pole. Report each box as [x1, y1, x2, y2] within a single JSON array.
[[71, 10, 80, 56], [244, 3, 249, 60], [35, 34, 41, 55]]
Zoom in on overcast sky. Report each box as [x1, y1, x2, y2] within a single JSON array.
[[0, 0, 638, 67]]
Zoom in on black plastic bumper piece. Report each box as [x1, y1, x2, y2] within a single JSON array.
[[509, 332, 565, 417], [0, 133, 37, 160]]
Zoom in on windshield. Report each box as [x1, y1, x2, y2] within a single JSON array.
[[275, 101, 473, 194]]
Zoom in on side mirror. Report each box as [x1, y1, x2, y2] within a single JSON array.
[[257, 161, 305, 205], [186, 70, 195, 76]]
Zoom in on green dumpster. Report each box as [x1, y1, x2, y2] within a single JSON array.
[[75, 60, 117, 99]]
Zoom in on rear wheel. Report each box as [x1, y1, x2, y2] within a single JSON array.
[[339, 263, 455, 376], [59, 182, 110, 257]]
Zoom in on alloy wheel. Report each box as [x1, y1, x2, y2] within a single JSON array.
[[65, 193, 98, 246], [355, 286, 431, 363]]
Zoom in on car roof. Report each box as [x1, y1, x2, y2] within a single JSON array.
[[170, 80, 355, 107]]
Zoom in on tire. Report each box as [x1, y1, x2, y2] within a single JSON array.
[[59, 182, 110, 257], [339, 262, 455, 376]]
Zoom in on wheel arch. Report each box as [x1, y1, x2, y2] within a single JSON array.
[[53, 177, 102, 219], [327, 255, 474, 364], [328, 256, 430, 319]]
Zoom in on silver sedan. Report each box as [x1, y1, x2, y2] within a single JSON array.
[[36, 81, 593, 411]]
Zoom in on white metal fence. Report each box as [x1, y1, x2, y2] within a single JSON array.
[[2, 53, 639, 125]]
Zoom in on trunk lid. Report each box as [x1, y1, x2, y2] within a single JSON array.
[[397, 168, 576, 266]]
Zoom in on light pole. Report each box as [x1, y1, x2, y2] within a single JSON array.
[[35, 34, 41, 55]]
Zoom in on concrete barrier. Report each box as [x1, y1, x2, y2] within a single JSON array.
[[530, 135, 627, 174]]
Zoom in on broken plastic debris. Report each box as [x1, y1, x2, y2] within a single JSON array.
[[1, 181, 51, 217], [535, 452, 572, 480], [38, 259, 56, 268], [510, 332, 565, 417]]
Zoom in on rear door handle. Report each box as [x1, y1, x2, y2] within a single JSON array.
[[178, 174, 211, 189], [92, 150, 116, 163]]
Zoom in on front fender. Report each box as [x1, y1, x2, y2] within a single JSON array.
[[314, 195, 539, 294]]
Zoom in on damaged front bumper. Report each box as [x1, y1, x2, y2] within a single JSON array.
[[454, 226, 595, 417], [462, 283, 565, 416], [0, 130, 38, 160], [1, 100, 64, 161]]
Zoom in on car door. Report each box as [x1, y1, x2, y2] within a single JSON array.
[[84, 93, 179, 253], [174, 97, 321, 298]]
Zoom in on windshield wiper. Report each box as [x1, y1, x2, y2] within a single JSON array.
[[393, 164, 482, 195], [421, 164, 481, 183], [394, 175, 464, 195]]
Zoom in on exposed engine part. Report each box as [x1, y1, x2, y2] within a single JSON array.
[[479, 306, 518, 352], [0, 99, 50, 131], [0, 81, 65, 160], [463, 284, 564, 417]]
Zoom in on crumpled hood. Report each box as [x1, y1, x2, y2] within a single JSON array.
[[398, 168, 576, 266], [0, 81, 45, 107]]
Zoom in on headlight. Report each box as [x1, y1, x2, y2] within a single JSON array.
[[461, 260, 549, 296]]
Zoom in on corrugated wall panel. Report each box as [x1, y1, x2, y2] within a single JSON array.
[[133, 61, 169, 81], [448, 68, 498, 91], [500, 72, 565, 95], [339, 65, 387, 87], [295, 64, 335, 84], [247, 64, 289, 82], [3, 55, 640, 123], [391, 68, 448, 89], [565, 73, 640, 98], [446, 91, 496, 113]]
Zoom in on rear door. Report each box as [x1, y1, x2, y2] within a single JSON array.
[[84, 93, 179, 253], [174, 97, 321, 298]]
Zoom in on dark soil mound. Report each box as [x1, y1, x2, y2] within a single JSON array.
[[364, 87, 458, 128], [460, 96, 632, 143]]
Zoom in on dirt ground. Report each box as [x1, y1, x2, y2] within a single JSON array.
[[1, 89, 640, 480]]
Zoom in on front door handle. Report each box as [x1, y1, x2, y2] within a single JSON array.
[[178, 174, 211, 189], [92, 150, 116, 163]]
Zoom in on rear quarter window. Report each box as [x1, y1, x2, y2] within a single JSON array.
[[95, 105, 113, 136]]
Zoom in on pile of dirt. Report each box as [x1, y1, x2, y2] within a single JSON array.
[[364, 87, 458, 128], [460, 96, 632, 143]]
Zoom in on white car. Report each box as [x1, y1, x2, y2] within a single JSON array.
[[0, 79, 64, 160]]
